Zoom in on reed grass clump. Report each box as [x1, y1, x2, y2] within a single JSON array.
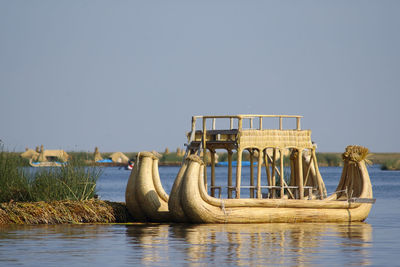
[[0, 149, 31, 202], [381, 159, 400, 170], [68, 151, 94, 162], [316, 153, 342, 167], [0, 146, 102, 202], [29, 159, 102, 201]]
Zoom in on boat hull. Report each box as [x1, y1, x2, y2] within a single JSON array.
[[125, 147, 374, 223], [29, 159, 65, 167], [125, 152, 171, 222], [177, 155, 373, 223]]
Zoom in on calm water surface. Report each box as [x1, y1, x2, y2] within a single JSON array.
[[1, 165, 399, 266]]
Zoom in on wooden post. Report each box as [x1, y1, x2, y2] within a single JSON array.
[[280, 149, 284, 198], [212, 118, 216, 130], [304, 152, 313, 186], [211, 150, 216, 197], [298, 149, 304, 199], [250, 149, 254, 198], [202, 117, 207, 191], [279, 117, 283, 130], [228, 149, 233, 198], [271, 148, 277, 198], [312, 148, 325, 199], [259, 117, 263, 130], [238, 117, 242, 131], [264, 149, 272, 189], [257, 149, 262, 199], [296, 117, 301, 130], [250, 118, 253, 129], [289, 153, 295, 187], [190, 117, 197, 142], [236, 149, 242, 199], [236, 118, 243, 199], [230, 118, 233, 130]]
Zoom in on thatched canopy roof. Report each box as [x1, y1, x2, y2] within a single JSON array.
[[110, 152, 129, 164], [37, 149, 69, 162], [20, 149, 39, 160]]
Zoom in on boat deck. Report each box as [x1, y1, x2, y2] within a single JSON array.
[[186, 115, 312, 151]]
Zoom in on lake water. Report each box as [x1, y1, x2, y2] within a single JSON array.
[[1, 165, 399, 266]]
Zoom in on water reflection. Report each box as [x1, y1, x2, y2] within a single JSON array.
[[125, 223, 372, 266]]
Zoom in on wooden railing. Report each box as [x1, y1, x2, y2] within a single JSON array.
[[190, 115, 303, 136]]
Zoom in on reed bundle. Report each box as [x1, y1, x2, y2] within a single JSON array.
[[342, 145, 371, 164], [0, 200, 132, 224]]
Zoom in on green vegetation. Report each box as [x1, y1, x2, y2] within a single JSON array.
[[381, 159, 400, 170], [0, 148, 102, 203], [160, 152, 184, 163], [67, 151, 94, 162], [0, 150, 31, 202], [218, 152, 238, 162], [316, 153, 342, 167]]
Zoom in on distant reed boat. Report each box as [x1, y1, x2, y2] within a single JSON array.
[[29, 159, 66, 167], [28, 146, 69, 167], [125, 115, 375, 223]]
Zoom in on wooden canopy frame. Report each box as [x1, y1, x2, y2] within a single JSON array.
[[186, 115, 326, 200]]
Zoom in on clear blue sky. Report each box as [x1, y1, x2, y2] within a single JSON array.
[[1, 1, 399, 153]]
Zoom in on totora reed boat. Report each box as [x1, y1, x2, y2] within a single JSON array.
[[125, 115, 375, 223]]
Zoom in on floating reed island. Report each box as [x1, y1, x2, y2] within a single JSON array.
[[0, 200, 132, 224], [0, 149, 132, 224], [126, 114, 375, 223]]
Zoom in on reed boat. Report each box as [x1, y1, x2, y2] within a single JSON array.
[[29, 159, 66, 167], [27, 146, 69, 167], [125, 115, 375, 223]]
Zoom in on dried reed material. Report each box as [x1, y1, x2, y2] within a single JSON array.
[[20, 149, 39, 161], [125, 151, 171, 222], [0, 200, 132, 224], [94, 147, 103, 162], [110, 152, 129, 164], [177, 155, 373, 223], [342, 145, 371, 164], [240, 129, 313, 150]]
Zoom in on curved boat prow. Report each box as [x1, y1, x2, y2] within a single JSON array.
[[177, 147, 374, 223], [168, 160, 189, 222], [327, 146, 373, 201], [125, 151, 171, 222]]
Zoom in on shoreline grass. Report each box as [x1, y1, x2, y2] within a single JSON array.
[[1, 147, 102, 203], [381, 159, 400, 170]]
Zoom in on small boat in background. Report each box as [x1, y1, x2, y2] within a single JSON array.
[[27, 145, 69, 167], [126, 160, 134, 170], [29, 159, 67, 167], [94, 149, 130, 167], [96, 159, 114, 164]]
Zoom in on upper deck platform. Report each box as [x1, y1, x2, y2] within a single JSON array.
[[187, 115, 313, 151]]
